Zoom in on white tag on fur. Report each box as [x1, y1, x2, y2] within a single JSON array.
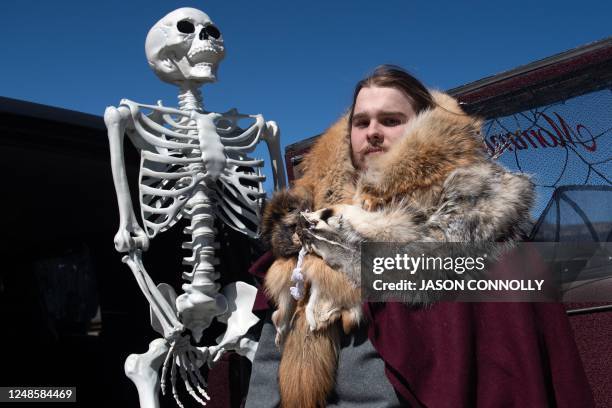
[[290, 247, 307, 300]]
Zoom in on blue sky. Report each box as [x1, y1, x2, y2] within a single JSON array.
[[1, 0, 610, 190]]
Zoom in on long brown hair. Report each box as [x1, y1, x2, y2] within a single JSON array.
[[348, 65, 434, 126]]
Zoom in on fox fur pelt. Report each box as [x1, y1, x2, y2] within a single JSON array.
[[260, 91, 535, 407]]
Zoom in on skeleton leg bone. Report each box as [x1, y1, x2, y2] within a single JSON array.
[[125, 338, 169, 408]]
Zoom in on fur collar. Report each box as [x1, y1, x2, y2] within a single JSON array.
[[294, 91, 488, 209], [262, 90, 534, 255]]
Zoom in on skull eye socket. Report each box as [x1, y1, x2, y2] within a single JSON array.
[[202, 25, 221, 40], [177, 20, 195, 34]]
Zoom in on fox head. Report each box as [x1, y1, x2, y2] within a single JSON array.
[[299, 207, 351, 246], [298, 205, 362, 284]]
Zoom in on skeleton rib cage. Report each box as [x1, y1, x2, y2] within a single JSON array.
[[121, 99, 267, 242]]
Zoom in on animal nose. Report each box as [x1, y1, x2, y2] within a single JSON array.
[[300, 211, 317, 227], [300, 208, 333, 229]]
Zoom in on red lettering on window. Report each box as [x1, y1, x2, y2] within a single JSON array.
[[576, 124, 597, 152]]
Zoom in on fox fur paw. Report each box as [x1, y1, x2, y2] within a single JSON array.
[[358, 191, 386, 211], [340, 306, 362, 334], [272, 309, 294, 347], [305, 298, 342, 331], [305, 299, 362, 334]]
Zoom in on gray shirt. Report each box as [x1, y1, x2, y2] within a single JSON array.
[[246, 312, 403, 407]]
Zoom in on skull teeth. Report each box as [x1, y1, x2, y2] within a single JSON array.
[[188, 46, 220, 60]]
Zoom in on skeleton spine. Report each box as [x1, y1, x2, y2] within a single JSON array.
[[176, 89, 225, 338], [178, 85, 204, 112], [182, 185, 219, 289], [179, 85, 217, 288]]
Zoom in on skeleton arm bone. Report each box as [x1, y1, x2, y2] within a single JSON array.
[[123, 251, 183, 340], [105, 105, 149, 252], [263, 121, 287, 191]]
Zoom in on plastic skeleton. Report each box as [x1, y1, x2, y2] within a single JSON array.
[[104, 8, 286, 408]]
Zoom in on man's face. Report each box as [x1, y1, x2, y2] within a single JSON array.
[[350, 86, 417, 170]]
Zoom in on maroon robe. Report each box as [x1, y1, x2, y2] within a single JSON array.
[[249, 251, 594, 407]]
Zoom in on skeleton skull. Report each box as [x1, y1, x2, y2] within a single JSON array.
[[145, 8, 225, 86]]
